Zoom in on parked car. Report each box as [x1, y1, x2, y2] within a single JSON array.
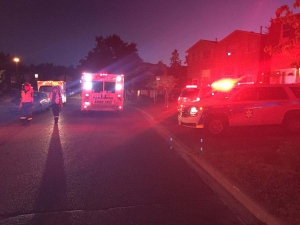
[[67, 88, 75, 97], [178, 84, 300, 136], [9, 91, 51, 113]]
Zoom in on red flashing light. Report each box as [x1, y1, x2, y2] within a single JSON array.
[[211, 78, 237, 92]]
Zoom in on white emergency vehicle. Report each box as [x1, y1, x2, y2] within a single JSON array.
[[81, 72, 124, 112], [37, 80, 67, 103], [178, 84, 300, 136]]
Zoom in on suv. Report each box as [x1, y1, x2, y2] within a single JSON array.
[[178, 84, 300, 135]]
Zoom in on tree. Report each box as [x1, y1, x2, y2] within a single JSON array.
[[0, 52, 14, 91], [264, 0, 300, 82], [146, 73, 177, 106], [168, 49, 186, 89], [0, 52, 12, 69], [168, 49, 182, 77], [169, 49, 182, 68], [78, 35, 143, 79]]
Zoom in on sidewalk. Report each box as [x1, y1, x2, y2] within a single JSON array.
[[129, 99, 285, 225], [0, 94, 14, 103]]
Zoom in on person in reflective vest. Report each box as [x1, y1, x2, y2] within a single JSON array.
[[20, 82, 34, 126], [49, 86, 63, 124]]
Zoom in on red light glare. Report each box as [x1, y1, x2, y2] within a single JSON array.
[[211, 78, 238, 92]]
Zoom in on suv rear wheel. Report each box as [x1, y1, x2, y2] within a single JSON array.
[[283, 115, 300, 133]]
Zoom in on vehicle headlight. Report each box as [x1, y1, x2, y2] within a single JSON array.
[[191, 97, 200, 102], [189, 106, 199, 116]]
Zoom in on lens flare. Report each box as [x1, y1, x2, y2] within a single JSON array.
[[211, 78, 239, 92]]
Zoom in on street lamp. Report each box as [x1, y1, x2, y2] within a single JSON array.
[[154, 76, 161, 104], [35, 74, 38, 79], [12, 57, 20, 87], [13, 57, 20, 75]]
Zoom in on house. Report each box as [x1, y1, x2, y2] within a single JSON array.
[[186, 30, 270, 86], [186, 15, 300, 85], [186, 39, 217, 86]]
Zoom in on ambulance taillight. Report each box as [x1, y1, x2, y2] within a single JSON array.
[[82, 73, 93, 91], [115, 75, 123, 91], [116, 84, 122, 91]]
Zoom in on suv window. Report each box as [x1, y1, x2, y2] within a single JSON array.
[[257, 87, 288, 100], [290, 87, 300, 98], [232, 86, 290, 102], [232, 87, 258, 102]]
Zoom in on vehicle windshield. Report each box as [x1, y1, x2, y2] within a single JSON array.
[[39, 86, 52, 92], [180, 88, 200, 98]]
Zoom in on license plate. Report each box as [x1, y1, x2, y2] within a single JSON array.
[[94, 100, 112, 104]]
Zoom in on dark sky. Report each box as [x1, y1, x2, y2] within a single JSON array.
[[0, 0, 297, 67]]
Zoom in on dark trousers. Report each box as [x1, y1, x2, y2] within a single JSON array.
[[20, 102, 33, 121], [51, 104, 60, 120]]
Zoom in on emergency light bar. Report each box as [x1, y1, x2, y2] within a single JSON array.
[[211, 78, 236, 92], [186, 85, 198, 88]]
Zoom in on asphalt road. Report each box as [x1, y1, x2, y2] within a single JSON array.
[[0, 96, 263, 225]]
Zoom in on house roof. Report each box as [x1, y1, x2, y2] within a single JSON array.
[[218, 30, 265, 43], [186, 39, 218, 53], [186, 30, 266, 53]]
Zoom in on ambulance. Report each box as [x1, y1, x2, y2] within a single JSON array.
[[37, 80, 67, 103], [81, 72, 124, 112]]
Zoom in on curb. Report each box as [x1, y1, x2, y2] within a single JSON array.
[[136, 107, 285, 225]]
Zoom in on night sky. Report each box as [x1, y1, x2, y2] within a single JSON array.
[[0, 0, 298, 67]]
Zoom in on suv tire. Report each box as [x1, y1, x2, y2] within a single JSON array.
[[283, 114, 300, 133]]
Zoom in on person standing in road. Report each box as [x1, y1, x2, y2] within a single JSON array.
[[20, 82, 34, 126], [49, 86, 63, 124]]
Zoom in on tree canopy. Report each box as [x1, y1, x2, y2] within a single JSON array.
[[264, 0, 300, 83], [169, 49, 182, 67], [78, 34, 143, 75], [265, 0, 300, 57]]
